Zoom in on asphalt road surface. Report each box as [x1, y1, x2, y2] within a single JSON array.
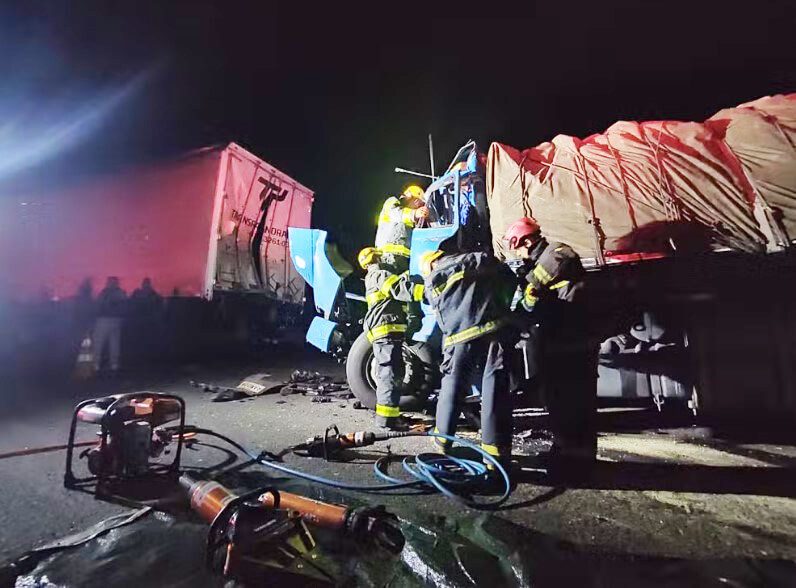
[[2, 345, 796, 584]]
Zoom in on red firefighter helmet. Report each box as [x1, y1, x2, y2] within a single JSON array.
[[504, 217, 541, 250]]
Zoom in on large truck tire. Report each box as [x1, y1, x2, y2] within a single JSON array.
[[345, 331, 437, 412]]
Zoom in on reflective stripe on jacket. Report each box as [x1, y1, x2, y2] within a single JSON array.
[[520, 239, 584, 312], [375, 197, 415, 265], [364, 265, 424, 341], [423, 251, 513, 347]]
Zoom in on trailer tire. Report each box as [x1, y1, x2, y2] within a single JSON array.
[[346, 331, 436, 412]]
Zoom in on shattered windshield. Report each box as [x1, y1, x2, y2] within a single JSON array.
[[426, 176, 458, 227]]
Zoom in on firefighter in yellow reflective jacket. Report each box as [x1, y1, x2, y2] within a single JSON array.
[[359, 247, 425, 429], [420, 245, 516, 469], [374, 185, 429, 269], [504, 217, 597, 470]]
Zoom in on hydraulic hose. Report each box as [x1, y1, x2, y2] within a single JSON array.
[[186, 427, 511, 507]]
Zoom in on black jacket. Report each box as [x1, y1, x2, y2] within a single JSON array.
[[364, 266, 424, 341], [519, 238, 586, 337], [423, 251, 514, 347], [96, 286, 127, 318]]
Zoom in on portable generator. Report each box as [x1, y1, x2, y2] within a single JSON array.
[[64, 393, 186, 496]]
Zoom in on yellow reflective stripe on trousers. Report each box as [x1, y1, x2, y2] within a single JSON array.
[[375, 404, 400, 417], [412, 283, 425, 301], [481, 443, 510, 470], [443, 319, 503, 347], [432, 270, 465, 297], [379, 243, 411, 257], [549, 280, 569, 290], [533, 263, 553, 284], [480, 443, 506, 457], [433, 427, 451, 447], [366, 323, 407, 342]]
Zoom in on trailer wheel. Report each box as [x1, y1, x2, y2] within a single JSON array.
[[346, 331, 436, 412]]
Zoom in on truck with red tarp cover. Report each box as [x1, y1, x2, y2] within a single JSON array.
[[290, 94, 796, 423]]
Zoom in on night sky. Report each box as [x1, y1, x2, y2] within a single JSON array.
[[2, 1, 795, 254]]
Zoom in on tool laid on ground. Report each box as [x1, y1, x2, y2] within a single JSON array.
[[62, 390, 510, 512], [258, 490, 404, 553], [185, 424, 513, 507], [181, 474, 404, 556], [181, 474, 337, 583], [64, 393, 186, 496], [294, 424, 427, 460]]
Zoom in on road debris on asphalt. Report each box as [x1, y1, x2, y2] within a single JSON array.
[[280, 370, 354, 400], [190, 373, 282, 402], [190, 370, 354, 403]]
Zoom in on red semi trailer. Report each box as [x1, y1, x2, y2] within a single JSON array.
[[0, 142, 313, 304]]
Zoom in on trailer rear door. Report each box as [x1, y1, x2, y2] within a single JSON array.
[[210, 143, 313, 304]]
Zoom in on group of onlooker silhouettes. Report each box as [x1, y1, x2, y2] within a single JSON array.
[[88, 276, 164, 374]]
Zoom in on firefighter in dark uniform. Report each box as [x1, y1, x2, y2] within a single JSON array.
[[420, 246, 516, 469], [359, 247, 425, 429], [503, 217, 597, 468]]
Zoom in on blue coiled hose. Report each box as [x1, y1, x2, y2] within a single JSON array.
[[194, 428, 511, 507]]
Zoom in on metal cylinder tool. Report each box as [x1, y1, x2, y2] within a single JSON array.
[[181, 474, 405, 555]]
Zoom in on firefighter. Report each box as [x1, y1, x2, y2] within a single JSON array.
[[359, 246, 425, 429], [420, 245, 516, 470], [503, 217, 598, 470], [375, 185, 429, 269]]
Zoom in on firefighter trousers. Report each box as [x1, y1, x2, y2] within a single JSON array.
[[371, 336, 404, 426], [540, 336, 598, 457], [435, 333, 512, 457]]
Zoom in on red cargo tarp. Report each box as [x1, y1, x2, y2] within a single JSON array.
[[487, 94, 796, 261]]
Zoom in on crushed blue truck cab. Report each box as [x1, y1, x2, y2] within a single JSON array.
[[285, 142, 496, 409], [288, 227, 355, 352]]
